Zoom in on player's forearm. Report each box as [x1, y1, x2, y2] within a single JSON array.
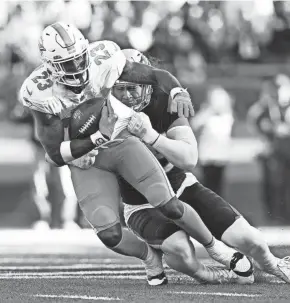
[[151, 69, 182, 94], [152, 135, 198, 172], [120, 61, 182, 94], [44, 137, 95, 166]]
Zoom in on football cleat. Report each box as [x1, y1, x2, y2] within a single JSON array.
[[206, 239, 254, 277], [270, 256, 290, 283], [147, 272, 168, 286], [142, 247, 168, 286], [196, 266, 254, 285]]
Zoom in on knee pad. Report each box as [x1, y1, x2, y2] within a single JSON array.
[[88, 204, 120, 233], [157, 196, 184, 220], [97, 223, 122, 248]]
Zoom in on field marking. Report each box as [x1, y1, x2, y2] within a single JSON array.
[[0, 264, 147, 270], [0, 270, 146, 276], [170, 291, 262, 298], [0, 274, 285, 285], [0, 274, 146, 280], [33, 294, 121, 301]]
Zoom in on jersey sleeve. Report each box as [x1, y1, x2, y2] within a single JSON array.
[[90, 41, 126, 92], [20, 75, 60, 115]]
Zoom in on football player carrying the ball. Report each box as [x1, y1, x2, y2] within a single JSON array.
[[111, 49, 290, 284], [20, 22, 250, 285]]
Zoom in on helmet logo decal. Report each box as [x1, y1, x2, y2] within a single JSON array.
[[51, 23, 76, 54]]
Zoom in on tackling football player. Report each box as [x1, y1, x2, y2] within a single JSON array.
[[19, 22, 240, 285], [112, 49, 290, 284]]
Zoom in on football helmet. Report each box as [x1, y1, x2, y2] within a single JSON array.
[[114, 49, 153, 111], [39, 22, 90, 87]]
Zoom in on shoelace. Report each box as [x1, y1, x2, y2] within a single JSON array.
[[198, 266, 236, 284]]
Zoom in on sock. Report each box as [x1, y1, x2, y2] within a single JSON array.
[[112, 227, 149, 260], [173, 202, 213, 246], [205, 238, 240, 268]]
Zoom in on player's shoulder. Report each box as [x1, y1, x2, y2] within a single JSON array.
[[89, 40, 121, 56], [20, 64, 55, 113]]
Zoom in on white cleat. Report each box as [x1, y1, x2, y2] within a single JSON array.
[[196, 266, 254, 285], [142, 247, 168, 286], [274, 256, 290, 283], [62, 221, 81, 230], [147, 272, 168, 286], [31, 220, 50, 230], [206, 240, 253, 277]]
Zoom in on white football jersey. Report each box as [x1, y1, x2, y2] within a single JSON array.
[[19, 40, 131, 121]]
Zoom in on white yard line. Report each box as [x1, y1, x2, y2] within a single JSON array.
[[0, 274, 146, 280], [170, 291, 262, 298], [0, 270, 146, 275], [0, 264, 146, 270], [33, 294, 121, 301]]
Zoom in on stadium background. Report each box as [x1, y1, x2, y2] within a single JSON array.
[[0, 0, 290, 228]]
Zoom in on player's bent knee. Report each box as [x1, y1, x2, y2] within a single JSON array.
[[145, 183, 174, 207], [79, 197, 120, 233], [162, 231, 193, 261], [157, 197, 183, 220], [97, 223, 122, 248]]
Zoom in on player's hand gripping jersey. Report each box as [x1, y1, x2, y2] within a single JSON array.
[[20, 40, 133, 137]]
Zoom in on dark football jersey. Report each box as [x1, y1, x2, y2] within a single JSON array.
[[119, 88, 187, 206]]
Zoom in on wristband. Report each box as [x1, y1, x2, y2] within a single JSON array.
[[60, 141, 73, 163], [170, 87, 187, 99], [90, 131, 109, 147]]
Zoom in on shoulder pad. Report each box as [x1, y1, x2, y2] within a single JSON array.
[[89, 40, 121, 62]]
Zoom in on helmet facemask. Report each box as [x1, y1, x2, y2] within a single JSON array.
[[113, 81, 153, 112], [48, 47, 90, 88]]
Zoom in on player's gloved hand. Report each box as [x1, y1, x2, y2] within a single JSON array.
[[128, 112, 160, 145], [168, 88, 195, 118], [97, 99, 124, 148], [99, 100, 118, 139]]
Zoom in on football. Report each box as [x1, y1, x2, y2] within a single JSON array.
[[69, 97, 105, 139]]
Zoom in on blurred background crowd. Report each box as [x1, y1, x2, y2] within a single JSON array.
[[1, 0, 290, 229]]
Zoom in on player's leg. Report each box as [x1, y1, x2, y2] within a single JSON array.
[[58, 165, 80, 229], [222, 217, 290, 283], [32, 150, 51, 229], [70, 165, 165, 282], [126, 207, 252, 284], [46, 164, 65, 228], [111, 136, 213, 245], [181, 182, 289, 283], [107, 136, 247, 269]]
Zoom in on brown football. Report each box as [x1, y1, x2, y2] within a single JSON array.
[[69, 97, 105, 139]]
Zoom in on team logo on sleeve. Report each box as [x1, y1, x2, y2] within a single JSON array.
[[26, 86, 33, 96]]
